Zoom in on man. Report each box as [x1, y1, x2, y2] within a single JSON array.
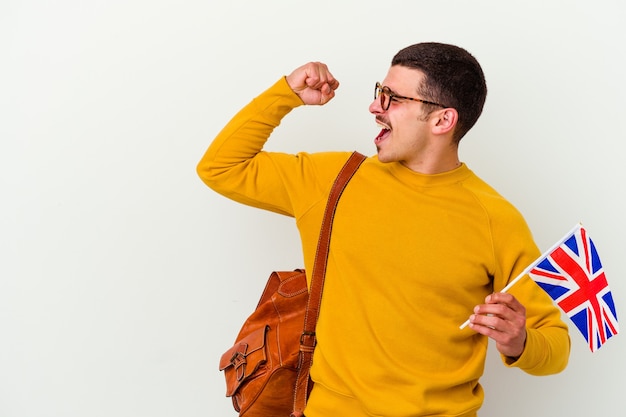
[[198, 42, 570, 416]]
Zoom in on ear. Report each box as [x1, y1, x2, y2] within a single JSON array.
[[431, 108, 458, 136]]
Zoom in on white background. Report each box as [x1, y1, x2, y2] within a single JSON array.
[[2, 1, 625, 416]]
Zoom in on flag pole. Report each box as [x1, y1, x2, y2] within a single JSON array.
[[459, 222, 582, 330]]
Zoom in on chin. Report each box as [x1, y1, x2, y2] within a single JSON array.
[[375, 149, 394, 163]]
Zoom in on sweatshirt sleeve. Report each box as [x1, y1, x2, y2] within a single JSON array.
[[491, 214, 571, 375], [196, 77, 306, 216]]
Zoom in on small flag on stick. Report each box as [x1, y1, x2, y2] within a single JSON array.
[[460, 223, 619, 352], [528, 224, 618, 352]]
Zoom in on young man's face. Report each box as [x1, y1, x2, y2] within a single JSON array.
[[369, 65, 437, 170]]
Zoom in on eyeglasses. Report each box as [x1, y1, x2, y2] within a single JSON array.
[[374, 82, 446, 111]]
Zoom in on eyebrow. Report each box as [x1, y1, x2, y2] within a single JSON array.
[[384, 84, 416, 99], [380, 84, 392, 91]]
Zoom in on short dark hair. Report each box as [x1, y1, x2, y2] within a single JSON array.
[[391, 42, 487, 142]]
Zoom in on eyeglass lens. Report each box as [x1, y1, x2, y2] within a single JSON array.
[[375, 83, 390, 110]]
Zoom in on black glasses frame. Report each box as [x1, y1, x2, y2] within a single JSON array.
[[374, 82, 446, 111]]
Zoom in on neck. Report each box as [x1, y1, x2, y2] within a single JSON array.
[[401, 146, 461, 175]]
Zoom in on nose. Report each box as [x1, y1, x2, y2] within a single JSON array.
[[369, 97, 383, 115]]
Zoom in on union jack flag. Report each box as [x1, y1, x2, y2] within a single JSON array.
[[528, 225, 619, 352]]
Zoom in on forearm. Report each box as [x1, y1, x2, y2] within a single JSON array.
[[196, 77, 303, 194], [503, 324, 570, 375]]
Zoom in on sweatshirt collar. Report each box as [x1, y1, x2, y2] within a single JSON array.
[[383, 158, 472, 188]]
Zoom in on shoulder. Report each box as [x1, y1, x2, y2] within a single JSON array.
[[460, 169, 522, 215], [459, 169, 535, 240], [294, 151, 365, 185]]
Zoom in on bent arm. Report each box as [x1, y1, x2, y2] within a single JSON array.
[[196, 77, 304, 215], [488, 214, 571, 375], [503, 276, 571, 375]]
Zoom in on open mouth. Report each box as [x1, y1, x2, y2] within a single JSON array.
[[374, 121, 391, 145]]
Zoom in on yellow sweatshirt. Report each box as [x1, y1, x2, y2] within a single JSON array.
[[198, 77, 570, 417]]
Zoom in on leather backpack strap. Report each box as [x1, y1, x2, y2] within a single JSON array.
[[291, 151, 366, 417]]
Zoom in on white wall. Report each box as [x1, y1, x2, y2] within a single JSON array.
[[2, 1, 624, 416]]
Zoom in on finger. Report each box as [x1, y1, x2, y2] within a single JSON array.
[[473, 301, 510, 318], [303, 63, 324, 88], [319, 87, 336, 105], [469, 313, 499, 331], [469, 314, 526, 358], [485, 293, 525, 314], [326, 77, 340, 91], [305, 62, 338, 89], [474, 305, 526, 336], [470, 312, 519, 336], [474, 305, 522, 329]]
